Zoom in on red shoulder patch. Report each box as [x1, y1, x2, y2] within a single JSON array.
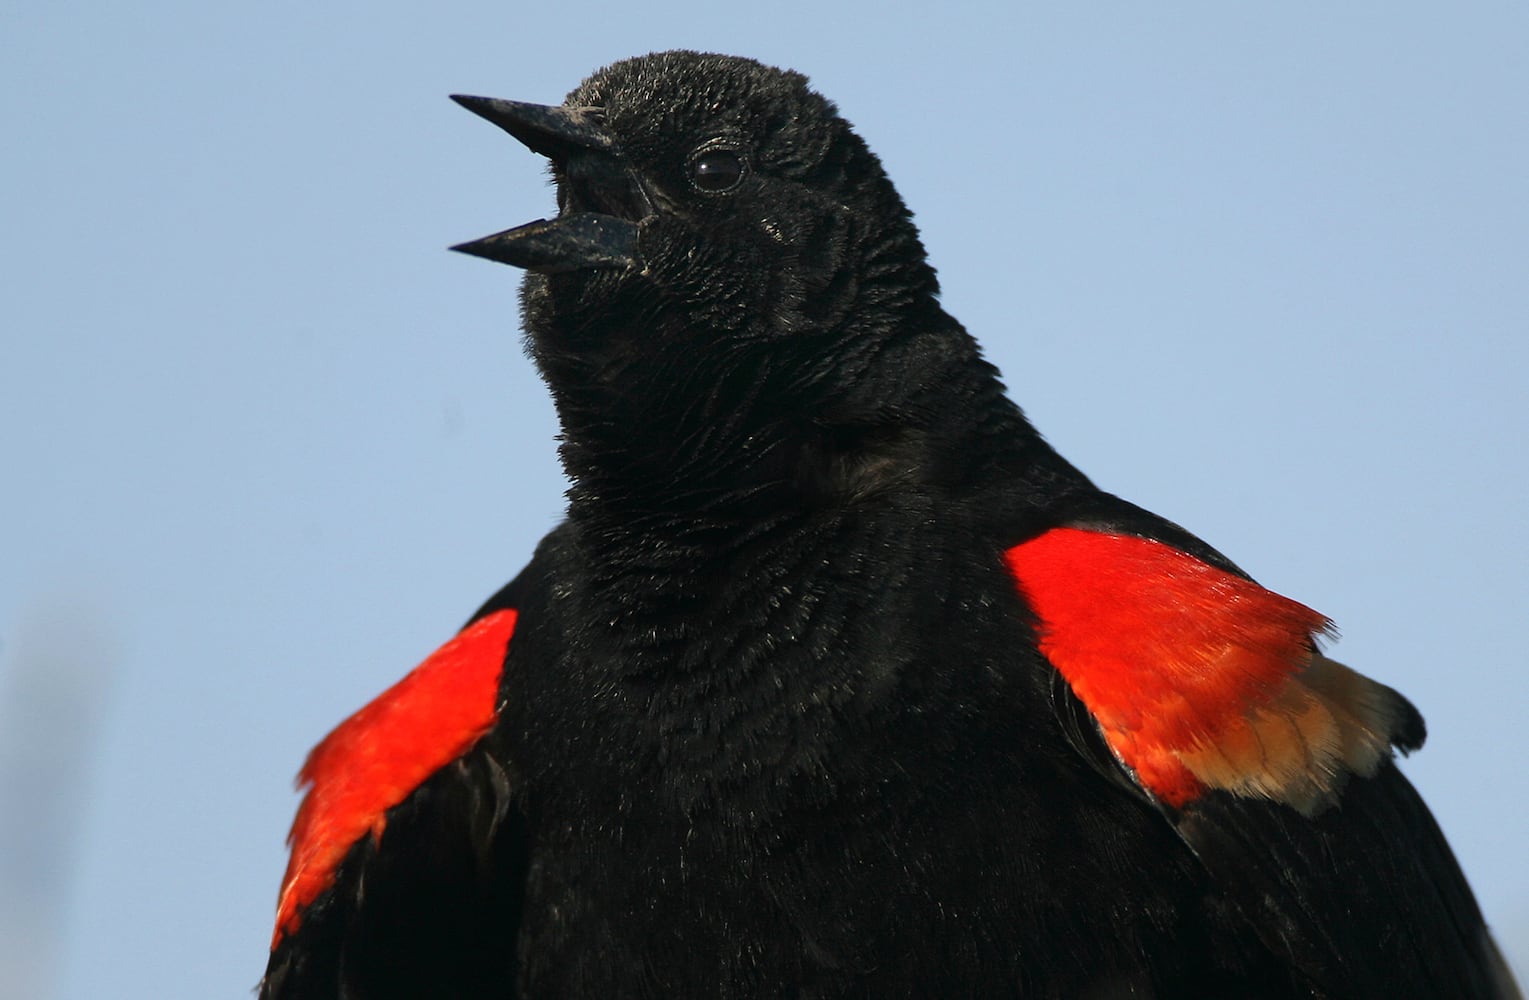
[[1006, 528, 1407, 812], [272, 609, 518, 947]]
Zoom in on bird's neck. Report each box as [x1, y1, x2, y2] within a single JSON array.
[[552, 317, 1048, 510]]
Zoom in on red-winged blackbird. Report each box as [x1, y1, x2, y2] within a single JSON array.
[[260, 51, 1521, 998]]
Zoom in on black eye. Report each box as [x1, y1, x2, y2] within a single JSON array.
[[689, 147, 746, 192]]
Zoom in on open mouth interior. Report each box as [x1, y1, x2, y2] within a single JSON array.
[[555, 151, 653, 222]]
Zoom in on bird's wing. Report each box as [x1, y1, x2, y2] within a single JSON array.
[[260, 591, 528, 998], [1004, 522, 1519, 998], [1178, 766, 1521, 998]]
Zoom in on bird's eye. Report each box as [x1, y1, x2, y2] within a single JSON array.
[[689, 147, 746, 192]]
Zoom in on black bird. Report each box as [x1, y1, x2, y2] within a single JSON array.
[[260, 51, 1521, 998]]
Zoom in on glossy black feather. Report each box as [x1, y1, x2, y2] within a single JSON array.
[[1179, 768, 1515, 998]]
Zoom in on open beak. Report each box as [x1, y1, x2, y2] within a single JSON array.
[[449, 95, 640, 273]]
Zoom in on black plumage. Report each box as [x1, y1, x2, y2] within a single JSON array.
[[261, 52, 1519, 998]]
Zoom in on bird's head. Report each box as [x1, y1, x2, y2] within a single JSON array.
[[454, 51, 935, 333], [452, 52, 1027, 511]]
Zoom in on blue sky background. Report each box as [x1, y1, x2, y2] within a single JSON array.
[[3, 3, 1526, 996]]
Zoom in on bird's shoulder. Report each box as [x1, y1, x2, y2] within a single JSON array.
[[998, 491, 1515, 997], [998, 491, 1421, 814], [259, 534, 568, 997]]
